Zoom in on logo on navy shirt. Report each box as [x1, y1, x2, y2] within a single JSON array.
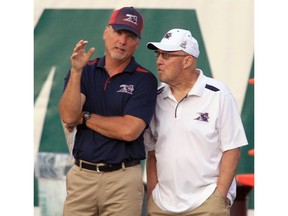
[[117, 84, 134, 95], [194, 112, 209, 122]]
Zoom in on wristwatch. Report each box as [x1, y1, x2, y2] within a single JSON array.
[[82, 111, 91, 126]]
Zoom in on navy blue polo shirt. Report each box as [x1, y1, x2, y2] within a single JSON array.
[[63, 56, 158, 164]]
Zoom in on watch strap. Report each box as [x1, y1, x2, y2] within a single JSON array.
[[83, 112, 91, 126]]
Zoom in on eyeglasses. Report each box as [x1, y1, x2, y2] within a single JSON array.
[[154, 51, 190, 60]]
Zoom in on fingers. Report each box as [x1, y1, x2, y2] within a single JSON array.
[[71, 52, 78, 59], [71, 40, 95, 61], [72, 40, 87, 54], [76, 40, 88, 49], [87, 47, 96, 59]]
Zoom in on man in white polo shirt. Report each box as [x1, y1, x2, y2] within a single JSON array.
[[144, 28, 248, 215]]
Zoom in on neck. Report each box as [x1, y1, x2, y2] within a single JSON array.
[[170, 69, 199, 102], [105, 56, 131, 77]]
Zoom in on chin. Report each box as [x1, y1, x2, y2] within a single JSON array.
[[111, 52, 127, 61]]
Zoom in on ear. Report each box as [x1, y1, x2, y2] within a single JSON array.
[[183, 56, 194, 69], [103, 26, 109, 40]]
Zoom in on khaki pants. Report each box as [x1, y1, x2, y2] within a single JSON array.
[[147, 189, 231, 216], [63, 164, 144, 216]]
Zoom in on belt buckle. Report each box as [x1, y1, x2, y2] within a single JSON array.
[[96, 165, 100, 173], [96, 164, 104, 173]]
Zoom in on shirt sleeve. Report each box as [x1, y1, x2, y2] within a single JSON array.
[[123, 72, 158, 126], [219, 91, 248, 152], [143, 121, 157, 152]]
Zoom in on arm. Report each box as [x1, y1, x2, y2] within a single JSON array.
[[217, 90, 248, 199], [146, 150, 158, 198], [81, 70, 157, 141], [59, 40, 95, 125], [85, 113, 146, 141], [217, 148, 241, 199]]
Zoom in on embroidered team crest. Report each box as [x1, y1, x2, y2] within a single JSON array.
[[164, 32, 172, 39], [123, 14, 138, 25], [180, 40, 187, 49], [194, 112, 209, 122], [117, 84, 134, 95]]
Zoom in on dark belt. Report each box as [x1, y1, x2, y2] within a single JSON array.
[[75, 159, 140, 172]]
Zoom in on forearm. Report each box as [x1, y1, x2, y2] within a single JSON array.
[[59, 40, 95, 125], [85, 113, 146, 141], [59, 69, 84, 125], [146, 150, 158, 198], [217, 148, 240, 198]]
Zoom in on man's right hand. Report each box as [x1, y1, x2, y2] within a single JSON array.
[[70, 40, 95, 72]]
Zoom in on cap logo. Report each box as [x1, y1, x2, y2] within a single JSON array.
[[164, 32, 172, 39], [123, 14, 138, 25], [180, 40, 187, 49]]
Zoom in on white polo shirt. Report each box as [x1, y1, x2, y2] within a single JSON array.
[[144, 69, 248, 213]]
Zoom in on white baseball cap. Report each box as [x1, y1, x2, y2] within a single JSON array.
[[147, 28, 200, 58]]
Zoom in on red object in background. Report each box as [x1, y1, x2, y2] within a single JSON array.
[[248, 78, 254, 85], [236, 174, 254, 187], [236, 149, 254, 187], [248, 149, 254, 156]]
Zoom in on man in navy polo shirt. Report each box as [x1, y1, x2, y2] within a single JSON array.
[[59, 7, 158, 216]]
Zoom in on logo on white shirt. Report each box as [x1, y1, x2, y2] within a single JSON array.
[[194, 112, 209, 122]]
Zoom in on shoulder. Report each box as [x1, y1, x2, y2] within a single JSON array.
[[81, 58, 101, 73], [204, 77, 231, 95], [87, 58, 100, 66], [133, 63, 158, 84], [135, 64, 156, 78], [132, 59, 154, 75], [156, 83, 169, 96], [157, 84, 165, 95], [135, 65, 150, 73]]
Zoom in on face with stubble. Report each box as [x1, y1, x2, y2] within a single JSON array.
[[103, 25, 140, 63]]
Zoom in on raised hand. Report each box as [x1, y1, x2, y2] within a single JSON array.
[[70, 40, 95, 72]]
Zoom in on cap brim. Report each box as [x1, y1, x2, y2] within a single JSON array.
[[111, 24, 141, 38], [146, 42, 181, 52]]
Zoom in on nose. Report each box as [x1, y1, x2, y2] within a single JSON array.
[[118, 33, 128, 44], [156, 54, 164, 65]]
